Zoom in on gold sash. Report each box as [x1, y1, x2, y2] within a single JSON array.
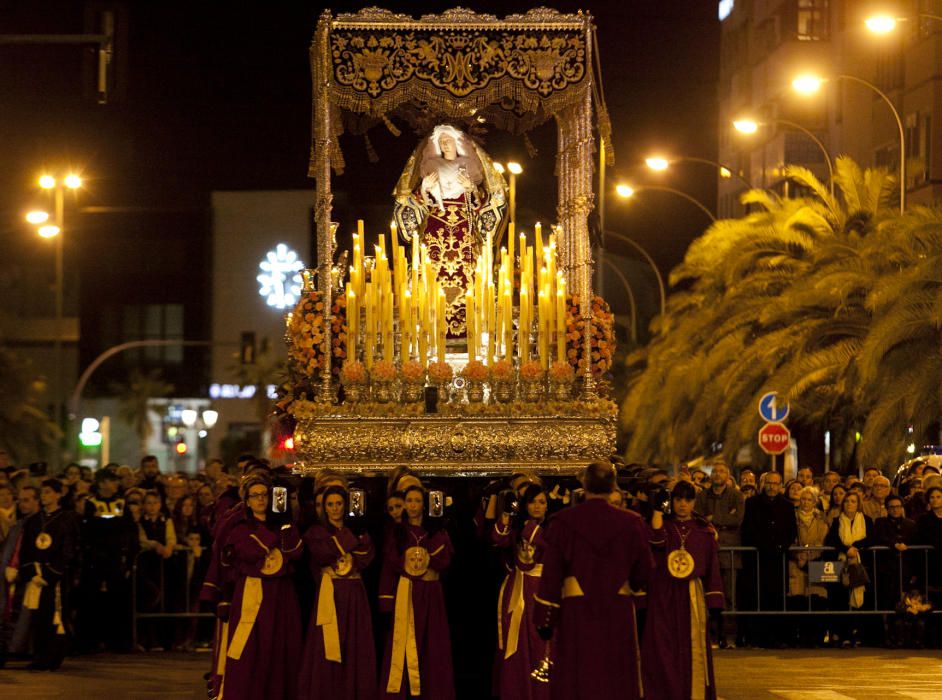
[[689, 578, 708, 700], [23, 562, 43, 610], [227, 577, 262, 660], [503, 564, 543, 659], [386, 575, 422, 696], [216, 620, 229, 675], [316, 567, 349, 663]]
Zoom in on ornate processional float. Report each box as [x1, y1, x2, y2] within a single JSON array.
[[282, 7, 617, 476]]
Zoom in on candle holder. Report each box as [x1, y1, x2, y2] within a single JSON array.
[[428, 361, 454, 406], [519, 360, 546, 403], [548, 360, 575, 401], [489, 359, 515, 403], [339, 361, 368, 405], [400, 361, 426, 403], [466, 380, 485, 403]]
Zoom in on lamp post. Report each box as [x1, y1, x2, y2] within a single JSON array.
[[644, 154, 752, 190], [865, 13, 942, 34], [29, 172, 82, 435], [732, 118, 834, 195], [792, 73, 905, 213]]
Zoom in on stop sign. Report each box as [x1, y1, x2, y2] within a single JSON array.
[[758, 422, 790, 455]]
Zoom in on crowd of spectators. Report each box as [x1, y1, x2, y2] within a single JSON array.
[[1, 445, 941, 678], [612, 457, 942, 649]]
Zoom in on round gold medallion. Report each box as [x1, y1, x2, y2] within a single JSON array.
[[35, 532, 53, 550], [261, 548, 284, 575], [334, 553, 354, 576], [667, 548, 695, 579], [403, 546, 430, 577], [517, 540, 535, 565]]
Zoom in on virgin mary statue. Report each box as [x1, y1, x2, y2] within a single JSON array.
[[393, 124, 507, 337]]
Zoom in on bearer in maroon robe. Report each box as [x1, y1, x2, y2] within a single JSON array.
[[219, 472, 303, 700], [379, 484, 455, 700], [299, 485, 377, 700], [491, 484, 550, 700], [642, 480, 725, 700], [534, 462, 652, 700]]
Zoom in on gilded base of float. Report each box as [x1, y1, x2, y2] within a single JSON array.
[[291, 414, 616, 476]]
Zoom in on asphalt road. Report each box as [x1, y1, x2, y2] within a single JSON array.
[[1, 649, 941, 699]]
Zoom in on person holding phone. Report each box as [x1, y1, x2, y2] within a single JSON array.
[[220, 472, 303, 700], [299, 485, 376, 699], [378, 484, 455, 699], [491, 483, 550, 700]]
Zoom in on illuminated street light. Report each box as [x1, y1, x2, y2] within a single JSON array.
[[39, 174, 56, 189], [615, 183, 634, 198], [615, 182, 716, 223], [493, 162, 505, 174], [645, 156, 669, 171], [506, 161, 523, 175], [644, 153, 751, 188], [64, 173, 82, 189], [26, 210, 50, 224], [202, 409, 219, 428], [865, 15, 898, 33], [732, 117, 834, 194], [792, 74, 824, 95], [792, 73, 905, 212], [38, 225, 61, 238]]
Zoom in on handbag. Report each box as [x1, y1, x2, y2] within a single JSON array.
[[841, 560, 870, 588]]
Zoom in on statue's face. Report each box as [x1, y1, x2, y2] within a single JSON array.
[[439, 134, 458, 161]]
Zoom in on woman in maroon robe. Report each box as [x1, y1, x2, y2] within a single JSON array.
[[642, 480, 725, 700], [379, 484, 455, 700], [219, 473, 303, 700], [299, 485, 377, 700], [491, 484, 550, 700]]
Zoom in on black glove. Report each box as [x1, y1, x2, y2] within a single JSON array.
[[537, 625, 553, 641], [650, 487, 671, 515]]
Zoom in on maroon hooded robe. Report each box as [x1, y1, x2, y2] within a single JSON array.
[[220, 517, 303, 700], [298, 523, 377, 700], [641, 518, 725, 700], [534, 498, 652, 700], [378, 522, 455, 700], [491, 518, 550, 700]]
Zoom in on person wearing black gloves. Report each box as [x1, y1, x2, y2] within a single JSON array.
[[533, 462, 652, 700]]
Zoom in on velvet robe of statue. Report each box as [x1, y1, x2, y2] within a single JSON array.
[[299, 524, 377, 700], [491, 518, 550, 700], [641, 518, 725, 700], [220, 518, 303, 700], [379, 522, 455, 700], [534, 499, 653, 700]]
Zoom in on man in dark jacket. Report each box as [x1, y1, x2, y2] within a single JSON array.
[[741, 470, 797, 647], [875, 495, 919, 608]]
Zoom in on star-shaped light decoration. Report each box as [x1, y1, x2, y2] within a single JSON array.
[[257, 243, 305, 309]]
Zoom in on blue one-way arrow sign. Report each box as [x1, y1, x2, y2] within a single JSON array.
[[758, 392, 789, 423]]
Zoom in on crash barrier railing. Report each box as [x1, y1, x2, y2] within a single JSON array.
[[131, 547, 214, 649], [718, 544, 938, 615]]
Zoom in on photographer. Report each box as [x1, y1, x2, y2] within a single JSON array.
[[491, 484, 550, 700]]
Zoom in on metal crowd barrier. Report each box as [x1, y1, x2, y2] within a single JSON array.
[[718, 544, 938, 616], [131, 548, 214, 650]]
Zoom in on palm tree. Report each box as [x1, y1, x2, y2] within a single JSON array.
[[0, 348, 61, 464], [622, 157, 898, 466], [114, 369, 175, 456]]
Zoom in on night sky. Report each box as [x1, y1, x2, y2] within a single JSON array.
[[1, 1, 719, 313]]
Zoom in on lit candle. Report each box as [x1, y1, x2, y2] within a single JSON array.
[[535, 222, 543, 268], [346, 287, 357, 363], [402, 289, 412, 361], [556, 280, 567, 364], [507, 222, 515, 277], [437, 288, 447, 363], [465, 288, 476, 360], [519, 284, 529, 361], [502, 288, 512, 358], [538, 289, 548, 369]]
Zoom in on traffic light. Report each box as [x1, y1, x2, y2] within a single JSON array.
[[175, 441, 188, 455]]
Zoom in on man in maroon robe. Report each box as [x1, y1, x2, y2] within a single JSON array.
[[534, 462, 652, 700]]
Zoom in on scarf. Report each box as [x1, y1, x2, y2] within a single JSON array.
[[838, 512, 866, 547], [797, 508, 816, 530]]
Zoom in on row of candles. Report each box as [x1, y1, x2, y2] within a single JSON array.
[[343, 220, 568, 370]]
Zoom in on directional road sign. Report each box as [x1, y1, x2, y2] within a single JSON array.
[[758, 422, 790, 455], [758, 392, 790, 423]]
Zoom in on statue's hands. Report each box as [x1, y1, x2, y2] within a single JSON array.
[[426, 171, 439, 186], [457, 168, 473, 191]]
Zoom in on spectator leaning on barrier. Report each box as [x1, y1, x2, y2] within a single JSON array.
[[741, 471, 797, 647], [694, 461, 743, 648]]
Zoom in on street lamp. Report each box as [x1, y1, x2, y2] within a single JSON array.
[[644, 154, 752, 189], [732, 118, 834, 194], [865, 13, 942, 34], [792, 73, 905, 212], [32, 171, 83, 434], [616, 182, 717, 224]]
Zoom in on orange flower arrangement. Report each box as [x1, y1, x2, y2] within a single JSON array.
[[490, 359, 514, 381], [461, 359, 490, 382], [340, 360, 367, 385], [565, 294, 615, 378], [287, 289, 347, 379], [549, 360, 575, 382], [372, 359, 398, 382], [428, 361, 454, 383], [401, 360, 426, 383], [519, 359, 544, 381]]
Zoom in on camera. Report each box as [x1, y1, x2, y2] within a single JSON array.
[[498, 488, 518, 517]]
